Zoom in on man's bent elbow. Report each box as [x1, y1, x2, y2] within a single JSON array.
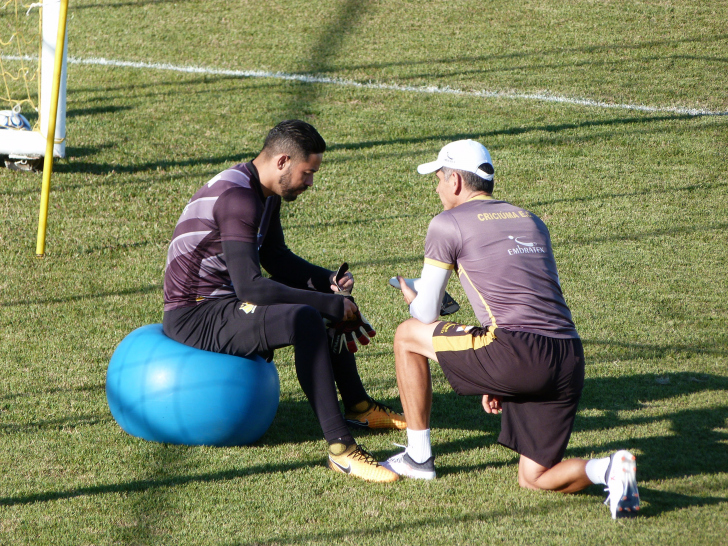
[[409, 301, 439, 325]]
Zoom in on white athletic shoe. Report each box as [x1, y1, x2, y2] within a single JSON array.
[[605, 450, 640, 519], [381, 451, 436, 480]]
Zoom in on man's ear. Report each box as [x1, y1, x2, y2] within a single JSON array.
[[451, 171, 464, 195], [275, 153, 290, 171]]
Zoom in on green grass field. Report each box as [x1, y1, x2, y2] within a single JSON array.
[[1, 0, 727, 544]]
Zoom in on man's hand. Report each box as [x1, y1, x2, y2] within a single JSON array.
[[482, 394, 502, 414], [325, 263, 375, 353], [332, 272, 354, 294], [342, 297, 357, 321], [396, 275, 417, 305], [330, 262, 354, 294], [390, 275, 459, 317]]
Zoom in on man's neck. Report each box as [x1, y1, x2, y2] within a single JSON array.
[[251, 155, 276, 198], [456, 191, 491, 207]]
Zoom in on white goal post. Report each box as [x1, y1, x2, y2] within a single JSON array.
[[0, 0, 67, 159]]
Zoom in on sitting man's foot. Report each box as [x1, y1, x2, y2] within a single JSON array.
[[328, 442, 399, 483], [345, 399, 407, 430], [381, 450, 436, 480], [605, 450, 640, 519]]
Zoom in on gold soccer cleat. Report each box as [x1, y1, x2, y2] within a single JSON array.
[[328, 443, 399, 483], [345, 399, 407, 430]]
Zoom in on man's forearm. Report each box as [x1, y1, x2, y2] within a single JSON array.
[[408, 264, 452, 324], [260, 245, 333, 292], [223, 239, 343, 320]]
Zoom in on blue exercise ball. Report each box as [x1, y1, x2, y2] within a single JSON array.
[[106, 324, 279, 446]]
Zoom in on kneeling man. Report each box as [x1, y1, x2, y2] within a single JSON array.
[[383, 139, 639, 518]]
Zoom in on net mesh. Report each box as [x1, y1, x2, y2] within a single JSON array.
[[0, 0, 41, 130]]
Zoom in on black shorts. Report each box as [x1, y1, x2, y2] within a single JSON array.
[[433, 322, 585, 468], [163, 295, 302, 361]]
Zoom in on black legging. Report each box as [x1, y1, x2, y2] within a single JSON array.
[[164, 297, 367, 444]]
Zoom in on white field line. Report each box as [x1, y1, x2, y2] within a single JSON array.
[[5, 54, 728, 116]]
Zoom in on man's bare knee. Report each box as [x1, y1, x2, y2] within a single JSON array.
[[394, 319, 418, 351], [394, 321, 408, 344], [518, 455, 549, 491], [394, 319, 438, 361], [518, 474, 542, 491]]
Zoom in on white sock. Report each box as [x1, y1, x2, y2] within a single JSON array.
[[405, 428, 432, 464], [585, 456, 611, 485]]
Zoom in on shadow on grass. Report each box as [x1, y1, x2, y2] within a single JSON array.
[[585, 338, 728, 360], [4, 110, 701, 195], [71, 73, 263, 97], [108, 441, 199, 543], [433, 372, 728, 478], [0, 451, 311, 508], [569, 373, 728, 481], [0, 154, 246, 198], [62, 143, 117, 158], [0, 382, 104, 402], [52, 151, 252, 176], [274, 0, 373, 121], [0, 413, 111, 433], [1, 366, 725, 512], [636, 487, 728, 518], [1, 283, 163, 308], [313, 33, 728, 75], [528, 181, 728, 212], [74, 0, 192, 10], [565, 220, 728, 246], [66, 105, 133, 119], [326, 113, 698, 153], [392, 53, 728, 85], [226, 488, 727, 545]]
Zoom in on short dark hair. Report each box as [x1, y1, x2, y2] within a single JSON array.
[[442, 163, 495, 194], [262, 119, 326, 160]]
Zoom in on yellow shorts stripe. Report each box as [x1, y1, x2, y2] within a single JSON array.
[[433, 324, 497, 354]]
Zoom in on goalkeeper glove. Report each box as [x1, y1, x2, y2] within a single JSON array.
[[325, 262, 376, 353], [326, 309, 376, 354]]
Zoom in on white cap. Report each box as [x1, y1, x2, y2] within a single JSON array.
[[417, 139, 494, 181]]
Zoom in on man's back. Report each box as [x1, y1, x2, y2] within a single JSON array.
[[164, 163, 263, 311], [425, 196, 578, 338]]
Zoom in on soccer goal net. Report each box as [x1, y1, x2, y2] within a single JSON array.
[[0, 0, 67, 163]]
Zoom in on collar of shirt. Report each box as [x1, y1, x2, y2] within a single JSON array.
[[244, 161, 266, 203]]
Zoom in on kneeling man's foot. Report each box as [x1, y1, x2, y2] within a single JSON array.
[[605, 450, 640, 519], [345, 399, 407, 430], [381, 451, 436, 480], [328, 442, 399, 483]]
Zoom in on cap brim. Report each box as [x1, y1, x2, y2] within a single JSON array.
[[417, 160, 441, 175]]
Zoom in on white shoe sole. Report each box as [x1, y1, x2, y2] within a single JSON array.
[[606, 450, 640, 519]]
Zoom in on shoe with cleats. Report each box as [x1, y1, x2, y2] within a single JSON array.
[[328, 443, 399, 483], [345, 399, 407, 430], [381, 451, 436, 480], [605, 450, 640, 519]]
